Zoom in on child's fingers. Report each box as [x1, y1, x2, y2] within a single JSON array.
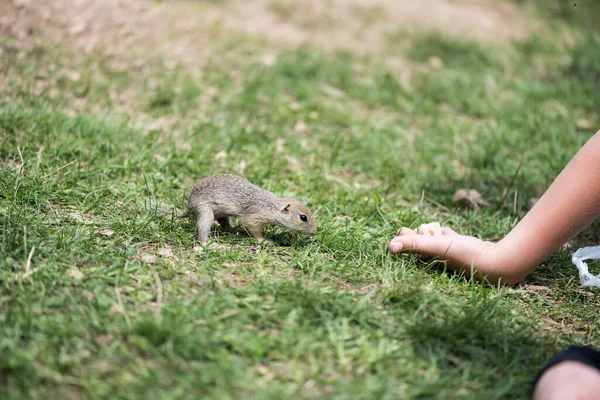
[[442, 227, 459, 235], [389, 234, 459, 257], [395, 226, 458, 237], [398, 227, 416, 235]]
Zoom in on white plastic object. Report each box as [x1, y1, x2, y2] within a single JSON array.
[[572, 246, 600, 288]]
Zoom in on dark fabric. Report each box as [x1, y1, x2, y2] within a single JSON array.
[[532, 345, 600, 392]]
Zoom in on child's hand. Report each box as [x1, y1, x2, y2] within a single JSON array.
[[388, 227, 523, 284], [388, 131, 600, 285]]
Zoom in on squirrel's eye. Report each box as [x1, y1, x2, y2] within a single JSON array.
[[299, 214, 308, 222]]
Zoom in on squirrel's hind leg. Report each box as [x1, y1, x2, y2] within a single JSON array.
[[193, 206, 215, 243]]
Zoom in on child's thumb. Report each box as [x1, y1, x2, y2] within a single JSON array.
[[388, 234, 457, 258]]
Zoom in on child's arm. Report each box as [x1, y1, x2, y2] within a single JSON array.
[[388, 130, 600, 285]]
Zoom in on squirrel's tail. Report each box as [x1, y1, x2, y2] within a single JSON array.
[[177, 210, 190, 218], [156, 205, 190, 218]]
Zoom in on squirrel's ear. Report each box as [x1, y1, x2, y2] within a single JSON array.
[[282, 203, 291, 212]]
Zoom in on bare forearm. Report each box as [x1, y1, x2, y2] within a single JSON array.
[[499, 131, 600, 278]]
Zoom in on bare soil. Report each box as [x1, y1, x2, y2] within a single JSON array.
[[1, 0, 532, 67]]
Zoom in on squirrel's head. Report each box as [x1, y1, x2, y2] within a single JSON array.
[[277, 198, 317, 235]]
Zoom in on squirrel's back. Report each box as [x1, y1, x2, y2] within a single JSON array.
[[188, 174, 280, 216]]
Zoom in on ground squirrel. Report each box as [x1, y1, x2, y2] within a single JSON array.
[[176, 174, 317, 243]]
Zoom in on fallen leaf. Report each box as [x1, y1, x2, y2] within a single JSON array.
[[214, 151, 227, 160], [100, 228, 114, 237], [182, 270, 200, 281], [177, 142, 192, 151], [158, 247, 173, 257], [321, 85, 345, 98], [192, 245, 204, 252], [55, 383, 84, 400], [294, 121, 307, 133], [561, 240, 575, 250], [12, 0, 30, 8], [289, 102, 301, 111], [69, 212, 87, 223], [575, 119, 592, 130], [333, 215, 352, 223], [261, 53, 277, 66], [428, 56, 443, 69], [66, 70, 81, 81], [399, 69, 413, 92], [94, 334, 114, 346], [67, 268, 85, 281], [141, 254, 157, 263], [257, 364, 269, 375], [109, 303, 125, 314], [94, 359, 111, 374], [523, 284, 550, 292], [235, 160, 247, 173], [452, 188, 488, 208], [4, 160, 22, 170], [285, 155, 302, 171], [275, 139, 286, 152], [246, 246, 261, 254], [439, 103, 452, 112], [69, 21, 87, 35]]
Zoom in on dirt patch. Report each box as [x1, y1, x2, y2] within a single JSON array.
[[2, 0, 531, 69], [229, 0, 530, 52]]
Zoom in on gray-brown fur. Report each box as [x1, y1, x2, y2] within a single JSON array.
[[183, 174, 316, 243]]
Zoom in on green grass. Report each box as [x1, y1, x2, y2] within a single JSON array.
[[1, 2, 600, 399]]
